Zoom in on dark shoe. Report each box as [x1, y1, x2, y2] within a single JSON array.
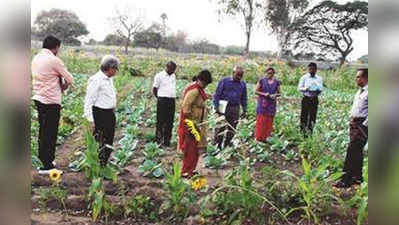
[[333, 180, 352, 189]]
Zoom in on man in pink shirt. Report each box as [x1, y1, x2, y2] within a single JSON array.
[[32, 35, 74, 174]]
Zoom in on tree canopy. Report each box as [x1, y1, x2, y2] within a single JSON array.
[[33, 9, 89, 46], [293, 0, 368, 64]]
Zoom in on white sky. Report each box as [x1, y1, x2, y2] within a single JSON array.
[[31, 0, 368, 60]]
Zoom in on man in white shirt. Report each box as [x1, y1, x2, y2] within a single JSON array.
[[298, 62, 323, 135], [152, 61, 177, 147], [335, 68, 368, 188], [84, 55, 119, 166]]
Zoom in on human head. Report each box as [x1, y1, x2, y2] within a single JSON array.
[[43, 35, 61, 56], [265, 67, 275, 79], [100, 55, 120, 77], [356, 68, 368, 87], [308, 62, 317, 76], [166, 61, 177, 75], [232, 66, 244, 81], [196, 69, 212, 88]]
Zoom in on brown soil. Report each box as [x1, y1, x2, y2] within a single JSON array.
[[31, 79, 363, 225]]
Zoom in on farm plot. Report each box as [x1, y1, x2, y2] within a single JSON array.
[[31, 53, 367, 225]]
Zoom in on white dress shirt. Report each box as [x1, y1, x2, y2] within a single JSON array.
[[153, 70, 176, 98], [298, 73, 323, 97], [84, 71, 117, 122], [351, 84, 368, 126]]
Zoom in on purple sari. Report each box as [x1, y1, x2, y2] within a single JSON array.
[[256, 78, 280, 116]]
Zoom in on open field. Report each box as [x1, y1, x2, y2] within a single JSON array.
[[31, 48, 367, 225]]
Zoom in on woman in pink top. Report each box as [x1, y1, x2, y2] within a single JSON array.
[[31, 35, 74, 174]]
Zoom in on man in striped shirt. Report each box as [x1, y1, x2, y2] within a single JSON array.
[[32, 35, 74, 173]]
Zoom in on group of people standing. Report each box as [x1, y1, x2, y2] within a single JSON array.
[[32, 35, 368, 189]]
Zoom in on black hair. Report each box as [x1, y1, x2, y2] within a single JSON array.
[[42, 35, 61, 50], [358, 68, 368, 79], [308, 62, 317, 68], [266, 67, 275, 73], [167, 61, 177, 68], [192, 76, 198, 81], [196, 69, 212, 84]]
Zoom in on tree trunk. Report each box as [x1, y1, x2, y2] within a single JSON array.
[[339, 52, 349, 66], [244, 31, 251, 56], [124, 35, 130, 55]]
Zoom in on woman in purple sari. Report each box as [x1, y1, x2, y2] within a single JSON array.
[[255, 67, 281, 142]]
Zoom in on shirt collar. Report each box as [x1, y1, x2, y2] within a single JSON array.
[[41, 48, 54, 55], [230, 76, 240, 83], [99, 70, 110, 80], [362, 84, 368, 91], [164, 70, 174, 76]]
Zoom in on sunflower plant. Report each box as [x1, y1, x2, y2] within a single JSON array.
[[184, 119, 201, 142]]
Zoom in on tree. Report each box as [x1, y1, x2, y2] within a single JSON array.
[[109, 7, 144, 54], [33, 9, 89, 46], [213, 0, 262, 55], [162, 31, 188, 52], [102, 34, 125, 46], [264, 0, 309, 58], [87, 39, 97, 45], [134, 24, 163, 50], [160, 13, 168, 36], [191, 39, 221, 54], [293, 0, 368, 65]]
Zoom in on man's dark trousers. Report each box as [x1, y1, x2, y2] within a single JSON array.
[[156, 97, 175, 146], [215, 105, 240, 149], [34, 100, 61, 169], [300, 96, 319, 134], [93, 106, 116, 166], [342, 117, 368, 183]]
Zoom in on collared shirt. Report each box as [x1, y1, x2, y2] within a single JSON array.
[[84, 71, 117, 122], [213, 76, 248, 111], [153, 70, 176, 98], [32, 49, 74, 105], [298, 73, 323, 97], [351, 84, 368, 126]]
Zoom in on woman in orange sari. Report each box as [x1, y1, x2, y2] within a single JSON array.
[[178, 70, 212, 178]]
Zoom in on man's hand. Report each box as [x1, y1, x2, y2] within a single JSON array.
[[61, 82, 69, 91], [240, 111, 247, 119], [89, 122, 95, 133]]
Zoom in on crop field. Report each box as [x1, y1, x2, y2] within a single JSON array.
[[31, 49, 368, 225]]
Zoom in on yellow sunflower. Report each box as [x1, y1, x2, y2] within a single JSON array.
[[191, 179, 202, 190], [191, 177, 208, 191], [199, 177, 208, 188], [184, 119, 201, 142], [49, 169, 62, 183]]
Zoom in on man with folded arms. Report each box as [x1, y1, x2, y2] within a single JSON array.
[[335, 68, 368, 188], [84, 55, 119, 167], [32, 35, 74, 174], [152, 61, 177, 147]]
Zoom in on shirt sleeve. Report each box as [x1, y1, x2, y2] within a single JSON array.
[[182, 89, 199, 119], [241, 82, 248, 112], [213, 79, 224, 108], [153, 73, 160, 88], [53, 58, 74, 85], [298, 76, 306, 92], [84, 78, 100, 122]]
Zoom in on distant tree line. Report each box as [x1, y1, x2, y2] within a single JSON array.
[[31, 0, 368, 63]]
